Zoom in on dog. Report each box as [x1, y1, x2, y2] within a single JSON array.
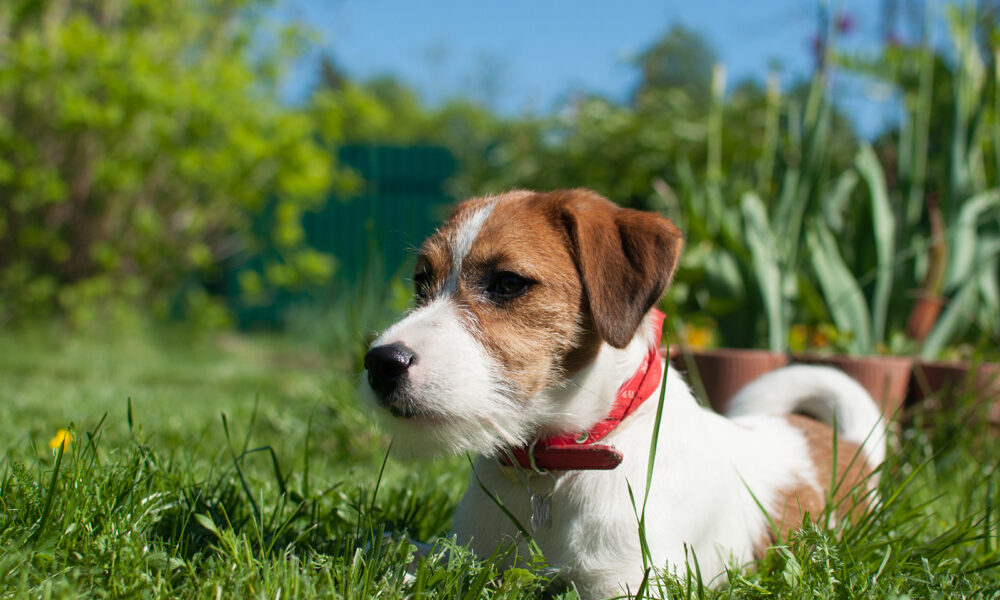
[[361, 189, 885, 598]]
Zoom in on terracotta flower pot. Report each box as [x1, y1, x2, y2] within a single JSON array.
[[793, 354, 913, 421], [908, 360, 1000, 427], [668, 347, 789, 414]]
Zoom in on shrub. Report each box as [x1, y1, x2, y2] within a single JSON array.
[[0, 0, 342, 326]]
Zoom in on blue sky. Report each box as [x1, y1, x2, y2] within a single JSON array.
[[277, 1, 922, 137]]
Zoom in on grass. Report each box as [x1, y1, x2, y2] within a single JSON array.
[[1, 323, 999, 598]]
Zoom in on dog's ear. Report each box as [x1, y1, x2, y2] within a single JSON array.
[[558, 189, 684, 349]]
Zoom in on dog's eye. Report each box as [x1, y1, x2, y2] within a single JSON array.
[[486, 272, 532, 300], [414, 272, 431, 299]]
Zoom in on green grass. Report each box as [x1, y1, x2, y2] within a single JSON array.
[[1, 324, 999, 598]]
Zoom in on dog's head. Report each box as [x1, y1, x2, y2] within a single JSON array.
[[361, 189, 683, 457]]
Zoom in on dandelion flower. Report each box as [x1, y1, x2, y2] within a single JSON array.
[[49, 428, 73, 451]]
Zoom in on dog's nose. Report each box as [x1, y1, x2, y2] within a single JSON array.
[[364, 342, 416, 398]]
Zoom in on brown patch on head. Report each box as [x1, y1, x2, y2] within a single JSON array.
[[753, 414, 875, 559], [413, 189, 683, 399]]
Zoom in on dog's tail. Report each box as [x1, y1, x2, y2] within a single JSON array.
[[725, 365, 886, 468]]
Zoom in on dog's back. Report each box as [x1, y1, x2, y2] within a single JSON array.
[[726, 365, 886, 467], [724, 365, 886, 545]]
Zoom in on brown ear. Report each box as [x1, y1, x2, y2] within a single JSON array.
[[558, 189, 684, 348]]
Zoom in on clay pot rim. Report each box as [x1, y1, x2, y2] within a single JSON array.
[[794, 353, 914, 367], [668, 346, 788, 359], [913, 357, 1000, 370]]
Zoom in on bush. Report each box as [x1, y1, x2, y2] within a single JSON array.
[[0, 0, 342, 326]]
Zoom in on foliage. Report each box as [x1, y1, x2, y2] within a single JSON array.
[[624, 8, 999, 356], [833, 5, 1000, 358], [0, 0, 342, 327], [649, 69, 864, 351], [457, 77, 859, 216], [803, 144, 897, 355]]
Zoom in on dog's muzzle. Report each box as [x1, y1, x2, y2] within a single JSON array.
[[364, 342, 417, 414]]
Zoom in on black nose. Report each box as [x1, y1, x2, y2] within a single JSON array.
[[364, 342, 416, 398]]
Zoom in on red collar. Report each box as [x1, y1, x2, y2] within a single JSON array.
[[501, 309, 666, 472]]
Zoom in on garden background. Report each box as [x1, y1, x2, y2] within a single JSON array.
[[1, 0, 1000, 597]]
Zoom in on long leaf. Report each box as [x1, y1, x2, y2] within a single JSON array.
[[943, 190, 1000, 292], [741, 192, 784, 352], [923, 209, 1000, 359], [921, 276, 978, 359], [855, 144, 896, 345], [807, 222, 872, 354], [905, 43, 935, 229], [977, 254, 999, 334], [822, 170, 858, 234], [976, 236, 1000, 306]]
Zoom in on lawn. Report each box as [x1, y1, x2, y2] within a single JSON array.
[[1, 324, 998, 598]]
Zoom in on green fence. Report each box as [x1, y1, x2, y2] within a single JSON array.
[[305, 145, 456, 281], [228, 144, 457, 328]]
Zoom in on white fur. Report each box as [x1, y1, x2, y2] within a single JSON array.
[[360, 296, 524, 456], [444, 201, 495, 293], [726, 365, 887, 467]]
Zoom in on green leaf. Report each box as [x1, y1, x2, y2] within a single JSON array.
[[703, 250, 744, 301], [921, 276, 978, 359], [977, 253, 999, 334], [943, 190, 1000, 292], [855, 143, 895, 345], [194, 513, 221, 538], [822, 170, 858, 234], [807, 222, 872, 354], [741, 192, 785, 352]]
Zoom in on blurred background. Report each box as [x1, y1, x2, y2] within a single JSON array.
[[1, 0, 999, 362]]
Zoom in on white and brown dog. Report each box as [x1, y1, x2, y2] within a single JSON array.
[[361, 189, 884, 598]]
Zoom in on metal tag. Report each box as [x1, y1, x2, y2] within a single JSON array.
[[530, 493, 552, 532]]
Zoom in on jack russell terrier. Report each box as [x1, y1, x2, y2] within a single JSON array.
[[361, 189, 885, 598]]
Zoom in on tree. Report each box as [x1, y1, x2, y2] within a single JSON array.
[[633, 25, 717, 105]]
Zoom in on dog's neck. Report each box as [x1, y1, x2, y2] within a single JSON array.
[[537, 311, 664, 439]]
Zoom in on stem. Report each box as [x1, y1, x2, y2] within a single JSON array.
[[757, 71, 780, 194], [707, 63, 726, 186]]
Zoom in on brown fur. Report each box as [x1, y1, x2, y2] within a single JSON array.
[[558, 190, 684, 348], [415, 189, 682, 399], [754, 414, 874, 558]]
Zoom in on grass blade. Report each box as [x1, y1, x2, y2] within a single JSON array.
[[29, 440, 66, 543]]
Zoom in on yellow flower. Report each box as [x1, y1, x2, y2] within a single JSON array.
[[789, 324, 834, 352], [48, 429, 73, 451], [789, 324, 809, 353], [813, 324, 837, 349], [681, 324, 714, 349]]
